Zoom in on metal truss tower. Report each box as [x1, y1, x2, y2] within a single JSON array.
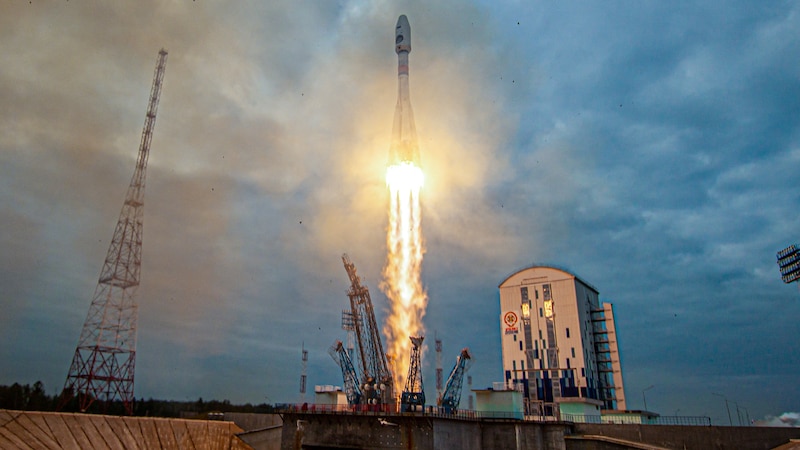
[[300, 343, 308, 402], [60, 49, 168, 415], [439, 348, 472, 413], [435, 333, 443, 403], [401, 336, 425, 412], [341, 254, 393, 405], [341, 310, 356, 363], [328, 340, 363, 406]]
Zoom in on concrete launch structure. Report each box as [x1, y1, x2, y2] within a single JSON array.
[[390, 14, 420, 166], [498, 266, 626, 418]]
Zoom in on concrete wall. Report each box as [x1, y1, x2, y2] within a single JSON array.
[[280, 412, 570, 450], [225, 413, 283, 450], [282, 414, 435, 450], [571, 423, 800, 450], [224, 413, 282, 432], [432, 419, 481, 450], [480, 422, 569, 450], [238, 426, 282, 450], [280, 412, 800, 450]]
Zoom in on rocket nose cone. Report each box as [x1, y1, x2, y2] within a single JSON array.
[[396, 15, 409, 29], [395, 15, 411, 53]]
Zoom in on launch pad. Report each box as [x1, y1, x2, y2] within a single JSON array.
[[277, 410, 800, 450], [280, 409, 570, 450]]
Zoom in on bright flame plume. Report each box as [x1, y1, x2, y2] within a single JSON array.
[[382, 161, 427, 393]]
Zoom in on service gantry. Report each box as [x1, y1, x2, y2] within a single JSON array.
[[401, 335, 425, 412], [341, 254, 394, 405], [439, 348, 472, 413], [328, 340, 363, 406]]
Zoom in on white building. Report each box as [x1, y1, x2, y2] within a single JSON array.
[[314, 385, 347, 406], [498, 266, 626, 418]]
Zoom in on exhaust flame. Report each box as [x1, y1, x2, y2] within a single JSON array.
[[382, 161, 426, 393]]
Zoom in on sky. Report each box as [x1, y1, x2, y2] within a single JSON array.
[[1, 1, 799, 426]]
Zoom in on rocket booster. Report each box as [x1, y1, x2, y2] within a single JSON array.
[[389, 15, 420, 166]]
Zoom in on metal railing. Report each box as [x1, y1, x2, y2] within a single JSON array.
[[562, 414, 711, 426], [276, 403, 527, 421], [276, 404, 711, 426]]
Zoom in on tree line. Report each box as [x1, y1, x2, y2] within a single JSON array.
[[0, 381, 275, 417]]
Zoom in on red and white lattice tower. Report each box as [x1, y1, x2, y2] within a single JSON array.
[[300, 342, 308, 402], [435, 333, 443, 403], [60, 49, 168, 415]]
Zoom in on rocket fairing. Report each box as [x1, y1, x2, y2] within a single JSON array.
[[389, 15, 421, 166]]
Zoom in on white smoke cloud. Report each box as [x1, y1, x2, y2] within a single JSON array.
[[755, 412, 800, 428]]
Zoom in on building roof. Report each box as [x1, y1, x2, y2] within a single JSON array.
[[498, 264, 599, 294]]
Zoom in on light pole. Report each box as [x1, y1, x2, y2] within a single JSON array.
[[712, 392, 733, 426], [735, 402, 750, 426], [642, 385, 654, 412]]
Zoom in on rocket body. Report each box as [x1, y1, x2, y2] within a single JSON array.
[[383, 14, 427, 396], [390, 15, 420, 166]]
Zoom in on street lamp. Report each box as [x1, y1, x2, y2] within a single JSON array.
[[712, 392, 733, 426], [735, 402, 750, 426], [642, 385, 654, 412]]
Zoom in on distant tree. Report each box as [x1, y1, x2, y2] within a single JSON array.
[[0, 382, 279, 417], [27, 381, 49, 410], [0, 381, 55, 411]]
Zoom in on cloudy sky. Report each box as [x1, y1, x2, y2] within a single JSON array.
[[1, 1, 799, 425]]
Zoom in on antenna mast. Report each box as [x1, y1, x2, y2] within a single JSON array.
[[59, 49, 168, 415]]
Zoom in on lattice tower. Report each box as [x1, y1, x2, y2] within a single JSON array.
[[440, 347, 472, 413], [328, 340, 363, 406], [59, 49, 167, 415], [341, 310, 357, 363], [300, 342, 308, 401], [341, 254, 393, 404], [401, 335, 425, 411], [435, 333, 443, 402]]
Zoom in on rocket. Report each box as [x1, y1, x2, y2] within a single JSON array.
[[389, 15, 420, 166]]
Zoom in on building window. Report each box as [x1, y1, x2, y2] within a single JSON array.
[[513, 334, 517, 342], [513, 360, 516, 371], [566, 328, 570, 338], [566, 358, 571, 368], [539, 307, 543, 317], [581, 368, 585, 377], [539, 330, 542, 339], [519, 341, 523, 351], [571, 347, 575, 358]]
